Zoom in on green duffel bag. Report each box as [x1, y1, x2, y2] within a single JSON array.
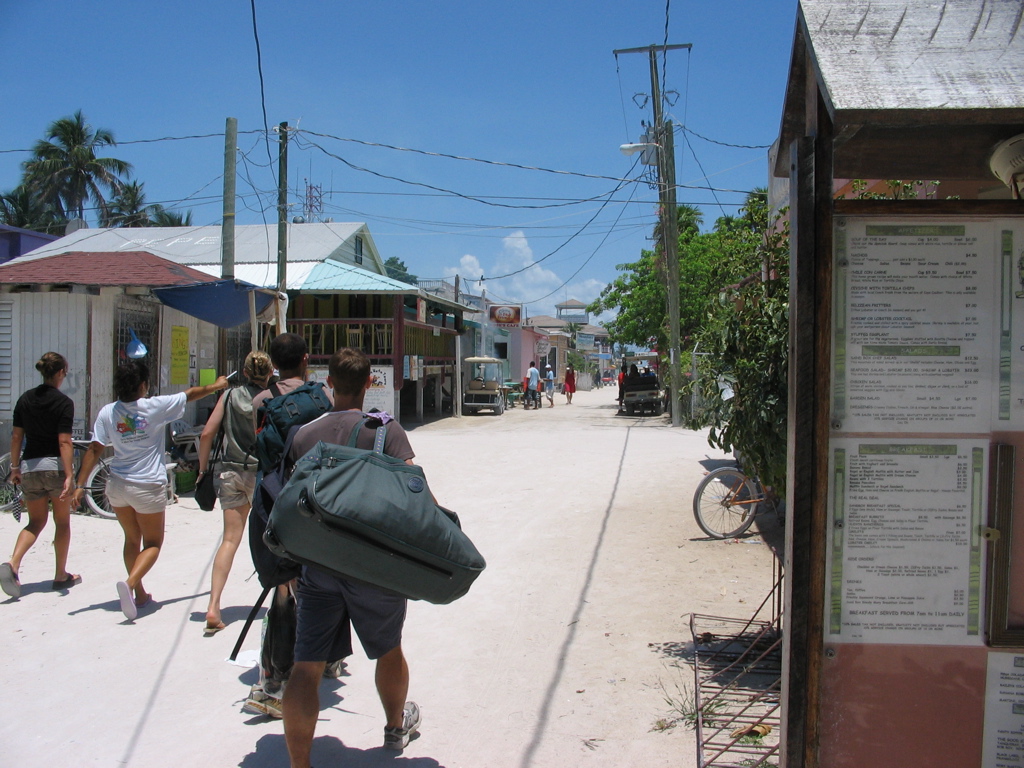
[[264, 424, 485, 604]]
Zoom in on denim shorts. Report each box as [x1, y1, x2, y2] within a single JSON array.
[[106, 475, 167, 515], [20, 470, 67, 501], [294, 566, 407, 662]]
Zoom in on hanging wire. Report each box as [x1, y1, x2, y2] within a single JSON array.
[[249, 0, 276, 184]]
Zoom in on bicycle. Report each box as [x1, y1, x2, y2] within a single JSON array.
[[692, 465, 778, 539], [0, 440, 115, 520]]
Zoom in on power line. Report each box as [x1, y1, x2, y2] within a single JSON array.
[[248, 0, 276, 182], [480, 157, 640, 281], [679, 124, 772, 150], [296, 129, 643, 185]]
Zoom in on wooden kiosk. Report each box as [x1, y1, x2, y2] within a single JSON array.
[[775, 2, 1024, 766]]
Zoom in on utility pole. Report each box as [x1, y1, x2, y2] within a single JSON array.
[[613, 43, 691, 427], [276, 121, 289, 333], [221, 117, 237, 280]]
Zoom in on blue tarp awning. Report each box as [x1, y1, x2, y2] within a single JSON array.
[[152, 279, 276, 329]]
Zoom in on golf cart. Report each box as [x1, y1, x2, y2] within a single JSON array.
[[463, 356, 506, 415]]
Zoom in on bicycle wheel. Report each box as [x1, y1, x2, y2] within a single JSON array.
[[0, 452, 22, 513], [83, 458, 116, 519], [693, 467, 759, 539]]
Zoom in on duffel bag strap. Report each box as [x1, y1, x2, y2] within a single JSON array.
[[229, 585, 271, 662], [373, 425, 386, 455]]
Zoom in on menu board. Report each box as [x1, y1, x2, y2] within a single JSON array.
[[826, 438, 986, 645], [832, 221, 996, 431], [983, 653, 1024, 768]]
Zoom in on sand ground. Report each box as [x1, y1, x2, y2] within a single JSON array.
[[0, 386, 781, 767]]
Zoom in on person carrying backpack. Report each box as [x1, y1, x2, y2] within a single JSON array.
[[241, 333, 334, 718], [281, 347, 422, 763]]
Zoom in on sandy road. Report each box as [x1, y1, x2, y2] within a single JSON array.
[[0, 386, 780, 767]]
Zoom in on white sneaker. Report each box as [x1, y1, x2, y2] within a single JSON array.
[[383, 702, 421, 750]]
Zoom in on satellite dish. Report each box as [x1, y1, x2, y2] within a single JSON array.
[[292, 216, 305, 224]]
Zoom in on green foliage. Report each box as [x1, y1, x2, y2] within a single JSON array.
[[3, 111, 193, 233], [22, 110, 131, 223], [383, 256, 418, 284], [688, 191, 790, 494]]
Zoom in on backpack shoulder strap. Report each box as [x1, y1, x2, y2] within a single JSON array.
[[346, 417, 371, 448], [373, 425, 387, 455], [269, 381, 283, 399]]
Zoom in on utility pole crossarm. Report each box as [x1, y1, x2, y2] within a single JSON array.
[[612, 43, 692, 55]]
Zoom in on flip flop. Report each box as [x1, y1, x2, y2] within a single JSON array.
[[52, 574, 82, 591], [0, 563, 20, 599], [116, 581, 138, 621], [203, 622, 227, 637]]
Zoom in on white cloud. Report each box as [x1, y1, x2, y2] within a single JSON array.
[[443, 232, 615, 324]]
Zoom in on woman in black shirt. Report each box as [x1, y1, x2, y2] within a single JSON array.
[[0, 352, 78, 598]]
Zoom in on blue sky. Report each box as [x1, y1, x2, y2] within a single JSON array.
[[1, 0, 797, 318]]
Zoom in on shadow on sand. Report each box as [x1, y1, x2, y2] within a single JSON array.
[[239, 733, 446, 768]]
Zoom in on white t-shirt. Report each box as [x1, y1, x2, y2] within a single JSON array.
[[92, 392, 187, 484]]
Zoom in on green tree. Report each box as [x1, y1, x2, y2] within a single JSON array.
[[689, 190, 790, 493], [101, 181, 156, 228], [0, 184, 65, 234], [149, 207, 194, 227], [383, 256, 418, 284], [563, 321, 583, 349], [22, 110, 131, 223]]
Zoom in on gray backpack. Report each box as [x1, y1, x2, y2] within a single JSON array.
[[264, 419, 485, 604]]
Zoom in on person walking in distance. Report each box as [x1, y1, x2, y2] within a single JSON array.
[[282, 348, 422, 765], [75, 360, 227, 620], [0, 352, 78, 598], [544, 364, 555, 408], [525, 361, 540, 410], [563, 365, 576, 405], [198, 350, 274, 635]]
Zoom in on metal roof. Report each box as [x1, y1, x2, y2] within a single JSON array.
[[18, 222, 387, 272], [775, 0, 1024, 179]]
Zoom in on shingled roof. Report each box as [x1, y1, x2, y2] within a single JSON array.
[[0, 251, 215, 287], [775, 0, 1024, 179]]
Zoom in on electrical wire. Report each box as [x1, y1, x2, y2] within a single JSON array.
[[293, 133, 638, 210], [248, 0, 276, 182], [295, 129, 642, 185], [679, 124, 772, 150], [479, 156, 640, 281], [520, 179, 642, 305]]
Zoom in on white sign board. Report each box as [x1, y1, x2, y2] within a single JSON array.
[[364, 365, 395, 415], [983, 653, 1024, 768], [825, 438, 986, 645]]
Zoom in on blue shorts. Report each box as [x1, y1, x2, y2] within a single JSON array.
[[294, 566, 407, 662]]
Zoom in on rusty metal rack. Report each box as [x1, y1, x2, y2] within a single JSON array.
[[690, 556, 783, 768]]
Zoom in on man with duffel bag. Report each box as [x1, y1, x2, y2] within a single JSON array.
[[276, 348, 475, 765]]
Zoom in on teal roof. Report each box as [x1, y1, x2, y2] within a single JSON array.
[[302, 260, 417, 292]]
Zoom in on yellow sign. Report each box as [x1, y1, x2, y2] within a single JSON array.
[[170, 326, 189, 385]]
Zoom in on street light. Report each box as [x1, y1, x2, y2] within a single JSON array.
[[620, 142, 654, 155]]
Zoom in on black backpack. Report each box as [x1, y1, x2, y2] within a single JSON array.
[[255, 382, 332, 474]]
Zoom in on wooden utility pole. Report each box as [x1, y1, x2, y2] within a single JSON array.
[[221, 117, 237, 280], [276, 121, 289, 333], [612, 43, 690, 426]]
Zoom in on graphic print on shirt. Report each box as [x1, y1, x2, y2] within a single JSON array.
[[115, 413, 149, 439]]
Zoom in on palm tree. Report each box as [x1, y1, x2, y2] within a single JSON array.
[[0, 184, 65, 234], [564, 321, 583, 349], [102, 181, 155, 228], [22, 110, 131, 224], [149, 207, 193, 227]]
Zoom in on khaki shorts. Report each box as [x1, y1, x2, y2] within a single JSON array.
[[20, 470, 67, 501], [106, 475, 168, 515], [218, 469, 256, 509]]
